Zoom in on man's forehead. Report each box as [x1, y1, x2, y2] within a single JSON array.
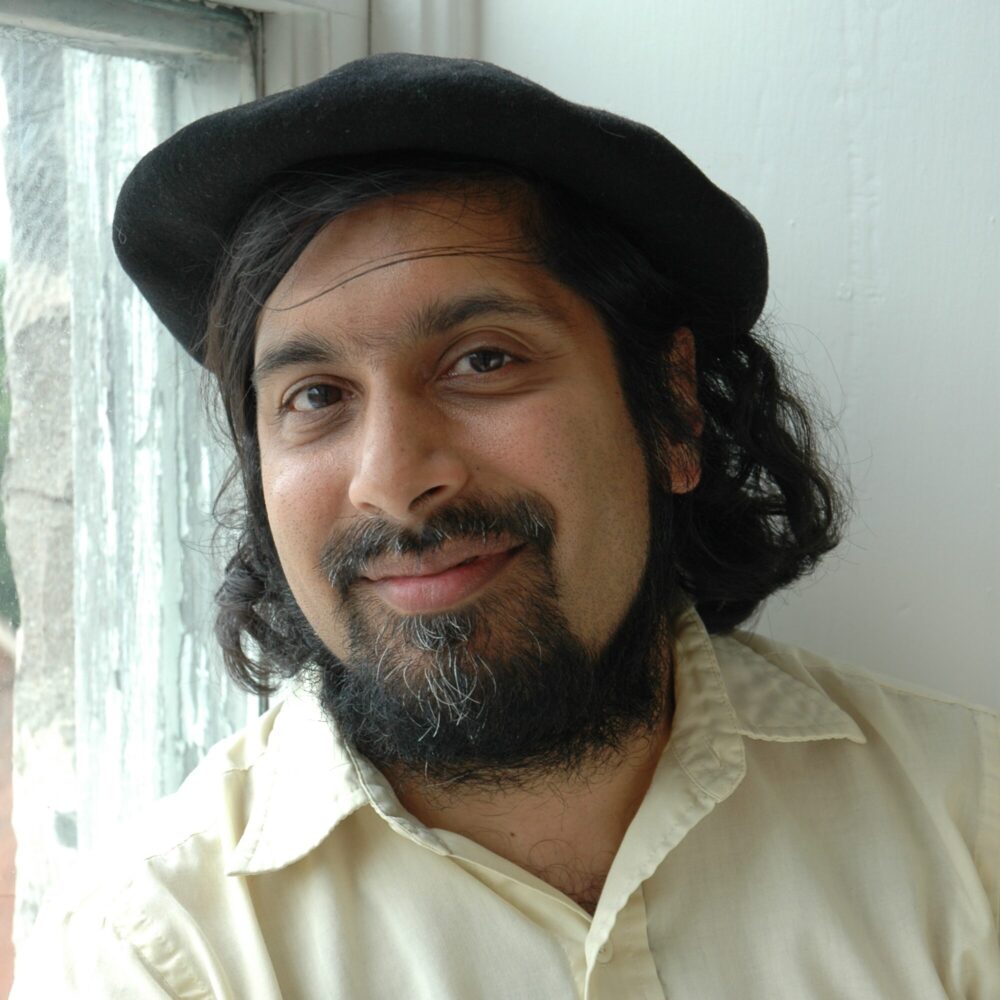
[[262, 185, 533, 304], [251, 189, 576, 373], [252, 287, 572, 386]]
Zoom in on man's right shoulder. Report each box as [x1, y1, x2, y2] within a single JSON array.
[[133, 695, 285, 861], [12, 698, 295, 998]]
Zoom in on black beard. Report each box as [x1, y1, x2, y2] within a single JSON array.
[[300, 490, 678, 792]]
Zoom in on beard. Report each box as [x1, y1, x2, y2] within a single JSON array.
[[297, 489, 678, 792]]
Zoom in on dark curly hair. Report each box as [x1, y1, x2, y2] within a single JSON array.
[[202, 154, 847, 696]]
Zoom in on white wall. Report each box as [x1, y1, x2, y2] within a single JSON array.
[[371, 0, 1000, 708]]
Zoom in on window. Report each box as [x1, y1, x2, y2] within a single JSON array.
[[0, 1, 259, 988]]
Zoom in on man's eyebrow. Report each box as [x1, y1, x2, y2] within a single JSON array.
[[252, 333, 341, 390], [252, 291, 566, 390]]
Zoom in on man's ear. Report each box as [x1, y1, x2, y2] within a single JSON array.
[[666, 326, 703, 495]]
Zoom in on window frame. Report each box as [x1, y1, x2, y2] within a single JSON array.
[[0, 0, 258, 62], [0, 0, 267, 962]]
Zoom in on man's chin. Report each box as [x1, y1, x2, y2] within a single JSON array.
[[318, 610, 667, 791]]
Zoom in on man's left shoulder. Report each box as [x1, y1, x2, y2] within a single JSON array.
[[720, 626, 1000, 775], [712, 628, 1000, 934]]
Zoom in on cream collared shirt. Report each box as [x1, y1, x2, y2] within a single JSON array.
[[13, 609, 1000, 998]]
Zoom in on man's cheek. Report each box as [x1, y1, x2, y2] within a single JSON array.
[[263, 460, 328, 562], [263, 505, 328, 624], [281, 555, 352, 656]]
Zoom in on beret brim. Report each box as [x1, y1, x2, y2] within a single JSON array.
[[112, 52, 768, 362]]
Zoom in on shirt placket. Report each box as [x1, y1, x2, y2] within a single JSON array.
[[583, 884, 663, 999]]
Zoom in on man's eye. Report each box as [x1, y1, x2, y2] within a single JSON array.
[[285, 383, 343, 413], [453, 349, 513, 375]]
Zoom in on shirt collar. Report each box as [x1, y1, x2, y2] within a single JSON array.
[[703, 621, 867, 746], [226, 608, 865, 877], [225, 686, 370, 876]]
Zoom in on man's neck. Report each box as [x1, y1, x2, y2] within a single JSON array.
[[390, 716, 672, 915]]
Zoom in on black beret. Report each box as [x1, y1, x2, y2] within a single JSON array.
[[113, 52, 767, 363]]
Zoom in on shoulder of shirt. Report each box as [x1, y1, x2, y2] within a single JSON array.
[[13, 705, 288, 994], [137, 695, 286, 856], [716, 626, 1000, 763], [38, 695, 292, 914], [42, 683, 366, 912], [726, 627, 997, 715], [703, 626, 1000, 929]]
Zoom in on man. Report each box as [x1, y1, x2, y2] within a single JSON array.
[[14, 53, 999, 998]]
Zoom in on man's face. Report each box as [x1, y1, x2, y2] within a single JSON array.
[[253, 188, 684, 779]]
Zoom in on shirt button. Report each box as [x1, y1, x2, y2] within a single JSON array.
[[596, 941, 614, 964]]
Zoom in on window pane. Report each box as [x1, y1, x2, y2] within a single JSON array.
[[0, 6, 256, 983]]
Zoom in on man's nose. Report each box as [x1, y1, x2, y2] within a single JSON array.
[[347, 392, 469, 522]]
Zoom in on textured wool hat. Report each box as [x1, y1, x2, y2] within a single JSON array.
[[113, 52, 768, 363]]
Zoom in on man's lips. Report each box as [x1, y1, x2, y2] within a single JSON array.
[[361, 541, 524, 614], [361, 537, 522, 582]]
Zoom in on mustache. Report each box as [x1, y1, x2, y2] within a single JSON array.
[[319, 493, 557, 596]]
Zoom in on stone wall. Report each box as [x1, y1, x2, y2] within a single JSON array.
[[0, 40, 76, 941]]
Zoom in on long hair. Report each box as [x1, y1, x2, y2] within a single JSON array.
[[203, 154, 847, 694]]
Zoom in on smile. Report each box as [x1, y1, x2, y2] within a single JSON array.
[[365, 545, 524, 614]]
